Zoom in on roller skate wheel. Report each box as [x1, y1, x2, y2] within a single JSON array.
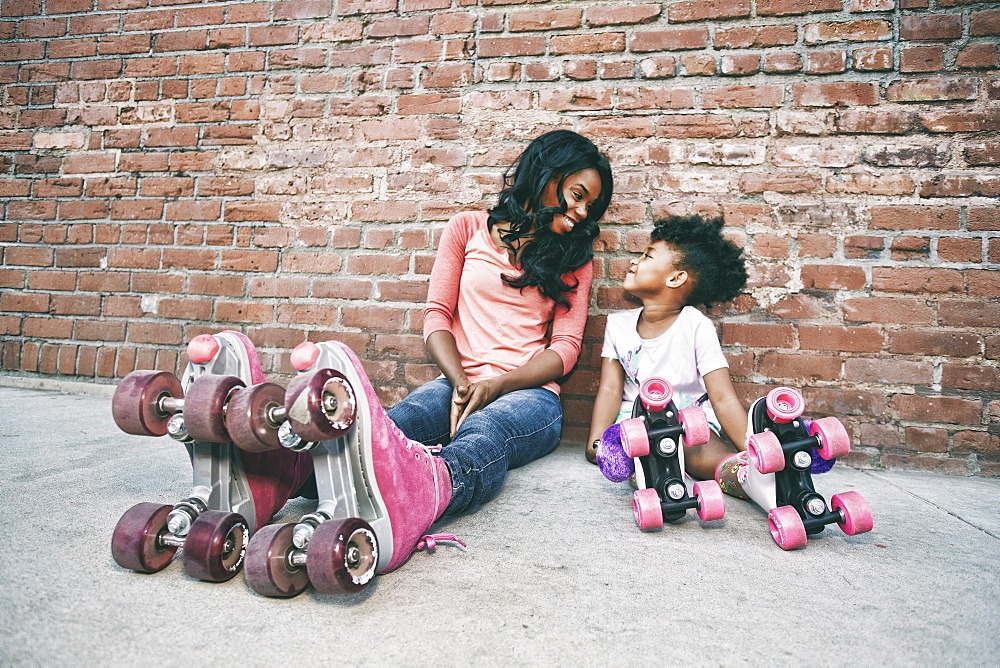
[[768, 505, 808, 550], [285, 368, 357, 442], [747, 431, 785, 474], [307, 517, 379, 595], [290, 341, 321, 372], [766, 387, 804, 424], [112, 370, 183, 437], [632, 488, 664, 530], [182, 511, 249, 582], [111, 502, 178, 573], [619, 417, 650, 458], [227, 382, 285, 452], [810, 417, 851, 460], [183, 374, 246, 443], [831, 491, 874, 536], [639, 377, 673, 412], [678, 406, 711, 447], [187, 334, 220, 364], [693, 480, 726, 522], [244, 523, 310, 598]]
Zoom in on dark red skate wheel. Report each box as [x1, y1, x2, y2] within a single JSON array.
[[111, 502, 178, 573], [227, 382, 285, 453], [747, 431, 785, 474], [112, 370, 183, 437], [768, 505, 808, 550], [765, 387, 805, 424], [619, 417, 650, 458], [181, 510, 249, 582], [678, 406, 711, 447], [632, 488, 664, 530], [244, 523, 310, 598], [183, 374, 246, 443], [306, 517, 378, 595], [638, 377, 673, 412], [693, 480, 726, 522], [831, 491, 874, 536], [285, 368, 357, 443], [810, 417, 851, 460]]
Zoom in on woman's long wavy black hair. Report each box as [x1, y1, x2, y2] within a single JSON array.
[[488, 130, 614, 308]]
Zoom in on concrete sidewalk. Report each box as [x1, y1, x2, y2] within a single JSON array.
[[0, 379, 997, 666]]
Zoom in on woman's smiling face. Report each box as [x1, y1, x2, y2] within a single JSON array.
[[540, 168, 603, 235]]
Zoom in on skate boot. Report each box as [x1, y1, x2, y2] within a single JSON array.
[[742, 387, 874, 550], [110, 331, 312, 582], [242, 340, 456, 598], [598, 377, 726, 530]]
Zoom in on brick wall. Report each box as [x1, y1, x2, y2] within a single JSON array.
[[1, 0, 997, 476]]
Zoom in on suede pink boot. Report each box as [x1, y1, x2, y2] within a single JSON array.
[[289, 340, 457, 575]]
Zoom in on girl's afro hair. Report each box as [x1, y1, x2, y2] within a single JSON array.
[[651, 215, 747, 308]]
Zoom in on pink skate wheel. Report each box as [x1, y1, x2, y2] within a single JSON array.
[[619, 417, 650, 458], [831, 491, 874, 536], [307, 517, 379, 594], [285, 368, 357, 443], [182, 511, 249, 582], [678, 407, 711, 447], [183, 374, 246, 443], [810, 417, 851, 460], [290, 341, 321, 372], [111, 502, 178, 573], [747, 431, 786, 474], [187, 334, 220, 364], [244, 523, 309, 598], [639, 377, 673, 412], [766, 387, 804, 424], [227, 382, 285, 453], [768, 505, 808, 550], [632, 488, 664, 530], [693, 480, 726, 521], [112, 370, 183, 437]]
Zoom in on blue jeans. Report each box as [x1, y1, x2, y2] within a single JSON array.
[[387, 378, 562, 516]]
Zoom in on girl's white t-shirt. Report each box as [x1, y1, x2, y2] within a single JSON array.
[[601, 305, 729, 427]]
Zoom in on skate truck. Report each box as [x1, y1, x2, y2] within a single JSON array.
[[228, 340, 384, 598], [111, 331, 268, 582], [600, 377, 726, 530], [743, 387, 874, 550]]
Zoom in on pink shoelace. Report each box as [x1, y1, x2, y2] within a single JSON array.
[[416, 534, 467, 551]]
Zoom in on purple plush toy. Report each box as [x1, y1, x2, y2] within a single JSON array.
[[596, 422, 635, 482]]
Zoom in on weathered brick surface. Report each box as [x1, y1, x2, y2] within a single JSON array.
[[1, 1, 997, 477]]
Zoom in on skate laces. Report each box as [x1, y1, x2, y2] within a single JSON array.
[[416, 533, 467, 551]]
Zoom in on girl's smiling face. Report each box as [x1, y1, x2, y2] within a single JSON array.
[[540, 168, 603, 235], [624, 241, 686, 295]]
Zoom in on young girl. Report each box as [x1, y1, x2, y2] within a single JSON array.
[[586, 215, 751, 498]]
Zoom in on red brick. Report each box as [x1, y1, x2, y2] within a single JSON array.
[[870, 206, 959, 230], [619, 87, 695, 110], [800, 325, 883, 352], [721, 54, 760, 76], [715, 25, 797, 48], [803, 387, 891, 419], [900, 14, 962, 40], [880, 454, 970, 475], [971, 9, 1000, 36], [509, 8, 581, 31], [889, 330, 981, 357], [342, 306, 405, 331], [864, 143, 950, 168], [761, 352, 842, 381], [846, 358, 933, 385], [892, 394, 981, 424], [952, 431, 999, 456], [942, 364, 1000, 392], [801, 264, 866, 290], [804, 19, 891, 44], [721, 322, 795, 347], [586, 4, 661, 26], [551, 33, 626, 55], [758, 0, 842, 15], [844, 297, 934, 324], [668, 0, 750, 23], [630, 27, 708, 52], [938, 238, 983, 263], [703, 85, 783, 108], [887, 78, 977, 103], [900, 46, 944, 72], [904, 427, 948, 454], [939, 301, 1000, 328], [793, 82, 878, 107], [478, 36, 545, 58], [836, 109, 911, 134], [763, 53, 803, 73]]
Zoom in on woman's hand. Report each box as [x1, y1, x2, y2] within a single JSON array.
[[450, 378, 503, 436]]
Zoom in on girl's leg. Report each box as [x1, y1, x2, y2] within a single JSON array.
[[684, 432, 749, 499], [438, 388, 562, 516], [387, 378, 453, 447]]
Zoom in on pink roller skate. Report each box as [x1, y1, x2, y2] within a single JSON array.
[[740, 387, 874, 550], [110, 331, 311, 582], [598, 377, 726, 530], [242, 340, 455, 598]]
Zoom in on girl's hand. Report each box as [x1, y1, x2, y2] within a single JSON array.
[[451, 378, 503, 436]]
